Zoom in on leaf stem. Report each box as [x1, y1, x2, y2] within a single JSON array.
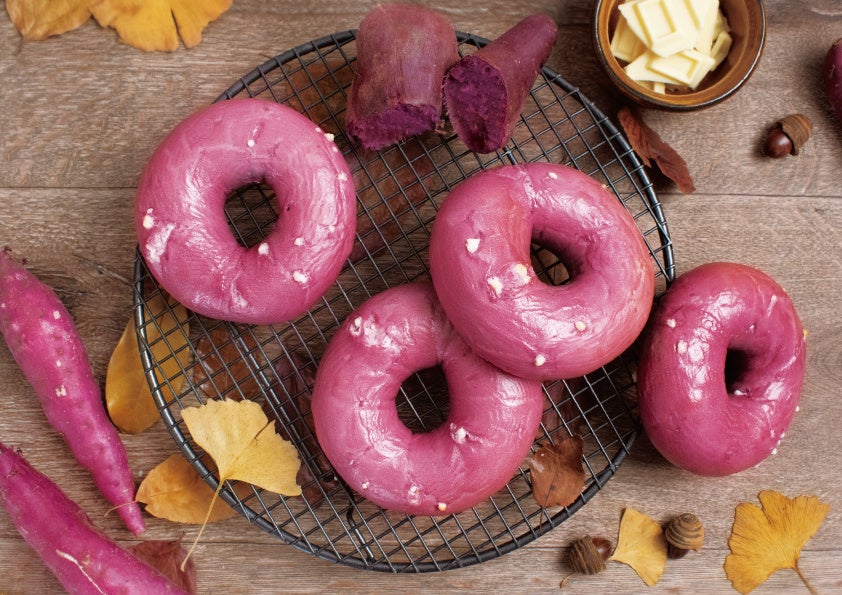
[[794, 563, 819, 595]]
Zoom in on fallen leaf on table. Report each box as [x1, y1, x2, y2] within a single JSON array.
[[129, 540, 197, 594], [6, 0, 232, 50], [617, 106, 696, 194], [136, 454, 239, 524], [529, 433, 585, 508], [609, 507, 668, 586], [105, 293, 189, 434], [5, 0, 91, 40], [178, 398, 301, 565], [724, 490, 830, 595], [90, 0, 232, 51]]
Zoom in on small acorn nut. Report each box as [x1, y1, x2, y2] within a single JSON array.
[[664, 513, 705, 559], [763, 114, 812, 158], [567, 536, 612, 575]]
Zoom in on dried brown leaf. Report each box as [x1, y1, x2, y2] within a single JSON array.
[[617, 106, 695, 193], [529, 434, 585, 508], [193, 325, 260, 401]]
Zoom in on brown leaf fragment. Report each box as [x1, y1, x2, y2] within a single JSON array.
[[529, 433, 585, 508], [128, 540, 197, 594], [193, 325, 261, 401], [617, 106, 695, 193]]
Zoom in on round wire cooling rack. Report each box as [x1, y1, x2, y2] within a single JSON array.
[[133, 30, 675, 573]]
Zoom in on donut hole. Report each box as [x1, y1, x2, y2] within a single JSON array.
[[396, 366, 451, 434], [530, 243, 572, 286], [224, 181, 278, 248], [724, 348, 752, 397]]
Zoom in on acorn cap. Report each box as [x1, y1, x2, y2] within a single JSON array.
[[777, 114, 813, 155], [664, 513, 705, 553]]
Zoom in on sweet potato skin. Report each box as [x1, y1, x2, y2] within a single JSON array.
[[443, 14, 558, 153], [345, 3, 458, 150], [0, 248, 144, 535], [0, 442, 188, 594]]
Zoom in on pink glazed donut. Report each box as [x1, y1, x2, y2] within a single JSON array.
[[637, 262, 806, 476], [429, 163, 654, 381], [311, 282, 544, 515], [135, 98, 356, 325]]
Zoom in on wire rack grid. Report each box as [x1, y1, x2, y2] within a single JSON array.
[[133, 30, 675, 573]]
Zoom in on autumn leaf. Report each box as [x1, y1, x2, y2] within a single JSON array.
[[129, 540, 197, 594], [617, 106, 696, 193], [105, 293, 189, 434], [136, 454, 240, 524], [609, 507, 668, 586], [6, 0, 232, 51], [5, 0, 91, 40], [529, 434, 585, 508], [724, 490, 830, 595]]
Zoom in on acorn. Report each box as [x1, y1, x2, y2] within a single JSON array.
[[564, 535, 613, 578], [664, 513, 705, 559], [763, 114, 812, 158]]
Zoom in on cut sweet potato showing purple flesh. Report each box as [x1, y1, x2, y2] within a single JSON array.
[[345, 3, 458, 151], [443, 14, 558, 153]]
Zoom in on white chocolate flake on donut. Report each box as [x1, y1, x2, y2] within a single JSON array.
[[257, 242, 270, 256], [247, 138, 255, 148], [437, 502, 447, 512], [292, 271, 309, 284], [55, 385, 67, 397], [146, 223, 176, 265], [361, 481, 370, 490], [52, 310, 62, 320], [338, 171, 348, 182], [574, 320, 587, 332], [349, 316, 363, 336], [513, 263, 530, 283], [328, 224, 336, 233], [547, 171, 558, 180], [324, 132, 335, 142], [487, 277, 503, 297], [534, 354, 546, 367], [294, 237, 305, 247], [450, 423, 468, 443], [142, 208, 155, 230], [465, 238, 480, 253], [666, 318, 676, 328], [676, 340, 688, 354]]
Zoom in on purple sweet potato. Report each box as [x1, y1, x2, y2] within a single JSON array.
[[443, 14, 558, 153], [345, 3, 458, 151], [0, 248, 144, 535], [825, 38, 842, 123], [0, 442, 189, 594]]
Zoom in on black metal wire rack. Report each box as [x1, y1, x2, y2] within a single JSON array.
[[133, 30, 675, 573]]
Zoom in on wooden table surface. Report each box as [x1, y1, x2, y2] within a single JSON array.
[[1, 1, 840, 593]]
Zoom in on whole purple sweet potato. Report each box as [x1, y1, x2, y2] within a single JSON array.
[[0, 442, 189, 594], [0, 248, 144, 535], [825, 38, 842, 123], [345, 3, 458, 151], [443, 14, 558, 153]]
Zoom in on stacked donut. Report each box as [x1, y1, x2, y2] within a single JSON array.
[[312, 162, 656, 515]]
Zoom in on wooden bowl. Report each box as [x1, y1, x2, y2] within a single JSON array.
[[593, 0, 766, 111]]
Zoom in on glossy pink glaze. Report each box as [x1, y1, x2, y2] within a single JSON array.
[[638, 262, 806, 476], [311, 282, 544, 515], [135, 98, 356, 325], [429, 163, 654, 381]]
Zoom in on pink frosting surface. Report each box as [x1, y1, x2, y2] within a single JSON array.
[[135, 98, 356, 325], [429, 163, 654, 381], [311, 282, 544, 516], [637, 262, 806, 476]]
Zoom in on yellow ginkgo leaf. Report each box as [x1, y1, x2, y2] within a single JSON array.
[[105, 293, 189, 434], [724, 490, 830, 595], [6, 0, 91, 40], [181, 398, 301, 497], [136, 454, 239, 524], [89, 0, 232, 51], [608, 507, 668, 586]]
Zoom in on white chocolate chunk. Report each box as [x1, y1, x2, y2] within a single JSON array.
[[257, 242, 270, 256], [574, 320, 587, 332], [293, 271, 309, 284], [665, 318, 676, 328], [294, 237, 305, 247], [677, 340, 688, 354], [487, 277, 503, 297], [465, 238, 480, 253], [611, 10, 647, 63], [625, 51, 684, 84], [338, 171, 348, 182], [55, 385, 67, 397], [710, 30, 732, 69], [142, 208, 155, 230], [437, 502, 447, 512], [623, 0, 696, 57], [512, 263, 530, 283], [534, 354, 547, 367], [52, 310, 62, 320], [648, 48, 716, 89], [694, 0, 719, 52]]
